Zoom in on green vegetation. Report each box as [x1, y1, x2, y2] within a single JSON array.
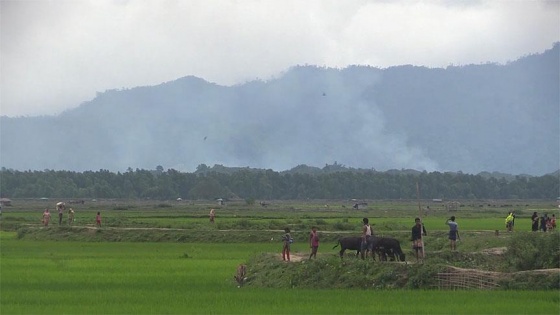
[[1, 235, 558, 314], [1, 166, 558, 200], [1, 199, 559, 314]]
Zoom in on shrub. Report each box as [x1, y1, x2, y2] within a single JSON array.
[[406, 264, 444, 289], [332, 222, 355, 231], [504, 232, 560, 271], [236, 219, 252, 229], [499, 271, 560, 290], [268, 220, 284, 230], [314, 219, 327, 225]]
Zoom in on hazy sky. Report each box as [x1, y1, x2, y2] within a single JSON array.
[[1, 0, 559, 117]]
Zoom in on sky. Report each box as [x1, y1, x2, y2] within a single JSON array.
[[1, 0, 559, 117]]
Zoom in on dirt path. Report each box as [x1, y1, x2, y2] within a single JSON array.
[[23, 224, 506, 234], [22, 223, 358, 233], [289, 253, 308, 262]]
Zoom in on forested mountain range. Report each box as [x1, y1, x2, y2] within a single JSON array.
[[1, 43, 558, 176]]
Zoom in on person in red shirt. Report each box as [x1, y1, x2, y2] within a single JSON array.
[[308, 226, 319, 259], [96, 212, 102, 227]]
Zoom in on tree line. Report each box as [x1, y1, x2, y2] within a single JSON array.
[[1, 167, 558, 201]]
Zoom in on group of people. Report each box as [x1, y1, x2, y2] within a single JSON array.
[[280, 215, 462, 262], [42, 206, 75, 226], [505, 211, 557, 233], [209, 208, 322, 262], [531, 212, 556, 232], [410, 216, 459, 261], [41, 206, 101, 227], [280, 226, 320, 262]]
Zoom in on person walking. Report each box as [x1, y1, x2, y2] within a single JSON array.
[[446, 216, 460, 251], [42, 209, 51, 226], [68, 208, 75, 225], [360, 218, 373, 259], [209, 209, 215, 223], [282, 227, 292, 262], [308, 226, 319, 259], [58, 205, 64, 225], [96, 212, 102, 228], [411, 217, 427, 261], [505, 212, 514, 232]]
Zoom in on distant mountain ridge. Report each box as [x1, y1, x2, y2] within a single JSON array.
[[1, 43, 558, 175]]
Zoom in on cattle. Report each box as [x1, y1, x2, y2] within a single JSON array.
[[372, 237, 406, 262], [332, 236, 405, 261], [332, 237, 362, 258], [234, 264, 247, 286]]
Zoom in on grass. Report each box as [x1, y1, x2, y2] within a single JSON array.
[[1, 237, 558, 314], [1, 199, 559, 314]]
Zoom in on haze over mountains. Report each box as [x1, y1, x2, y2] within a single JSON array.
[[1, 44, 558, 176]]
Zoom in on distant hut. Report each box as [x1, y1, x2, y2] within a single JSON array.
[[446, 201, 460, 212], [0, 198, 12, 206], [353, 202, 368, 210]]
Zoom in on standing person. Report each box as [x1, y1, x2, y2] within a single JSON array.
[[42, 209, 51, 226], [531, 212, 539, 232], [505, 212, 514, 232], [551, 214, 556, 231], [540, 213, 548, 232], [209, 209, 215, 224], [446, 216, 460, 251], [360, 218, 373, 259], [96, 212, 102, 228], [68, 208, 75, 225], [308, 226, 319, 259], [58, 204, 64, 225], [281, 227, 292, 262], [546, 215, 552, 231], [411, 217, 427, 261]]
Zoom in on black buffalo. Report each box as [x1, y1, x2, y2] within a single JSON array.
[[332, 237, 363, 258], [372, 237, 406, 262]]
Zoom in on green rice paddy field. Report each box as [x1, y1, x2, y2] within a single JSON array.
[[1, 199, 559, 314], [1, 233, 558, 314]]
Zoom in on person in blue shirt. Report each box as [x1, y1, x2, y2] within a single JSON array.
[[446, 216, 460, 251]]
